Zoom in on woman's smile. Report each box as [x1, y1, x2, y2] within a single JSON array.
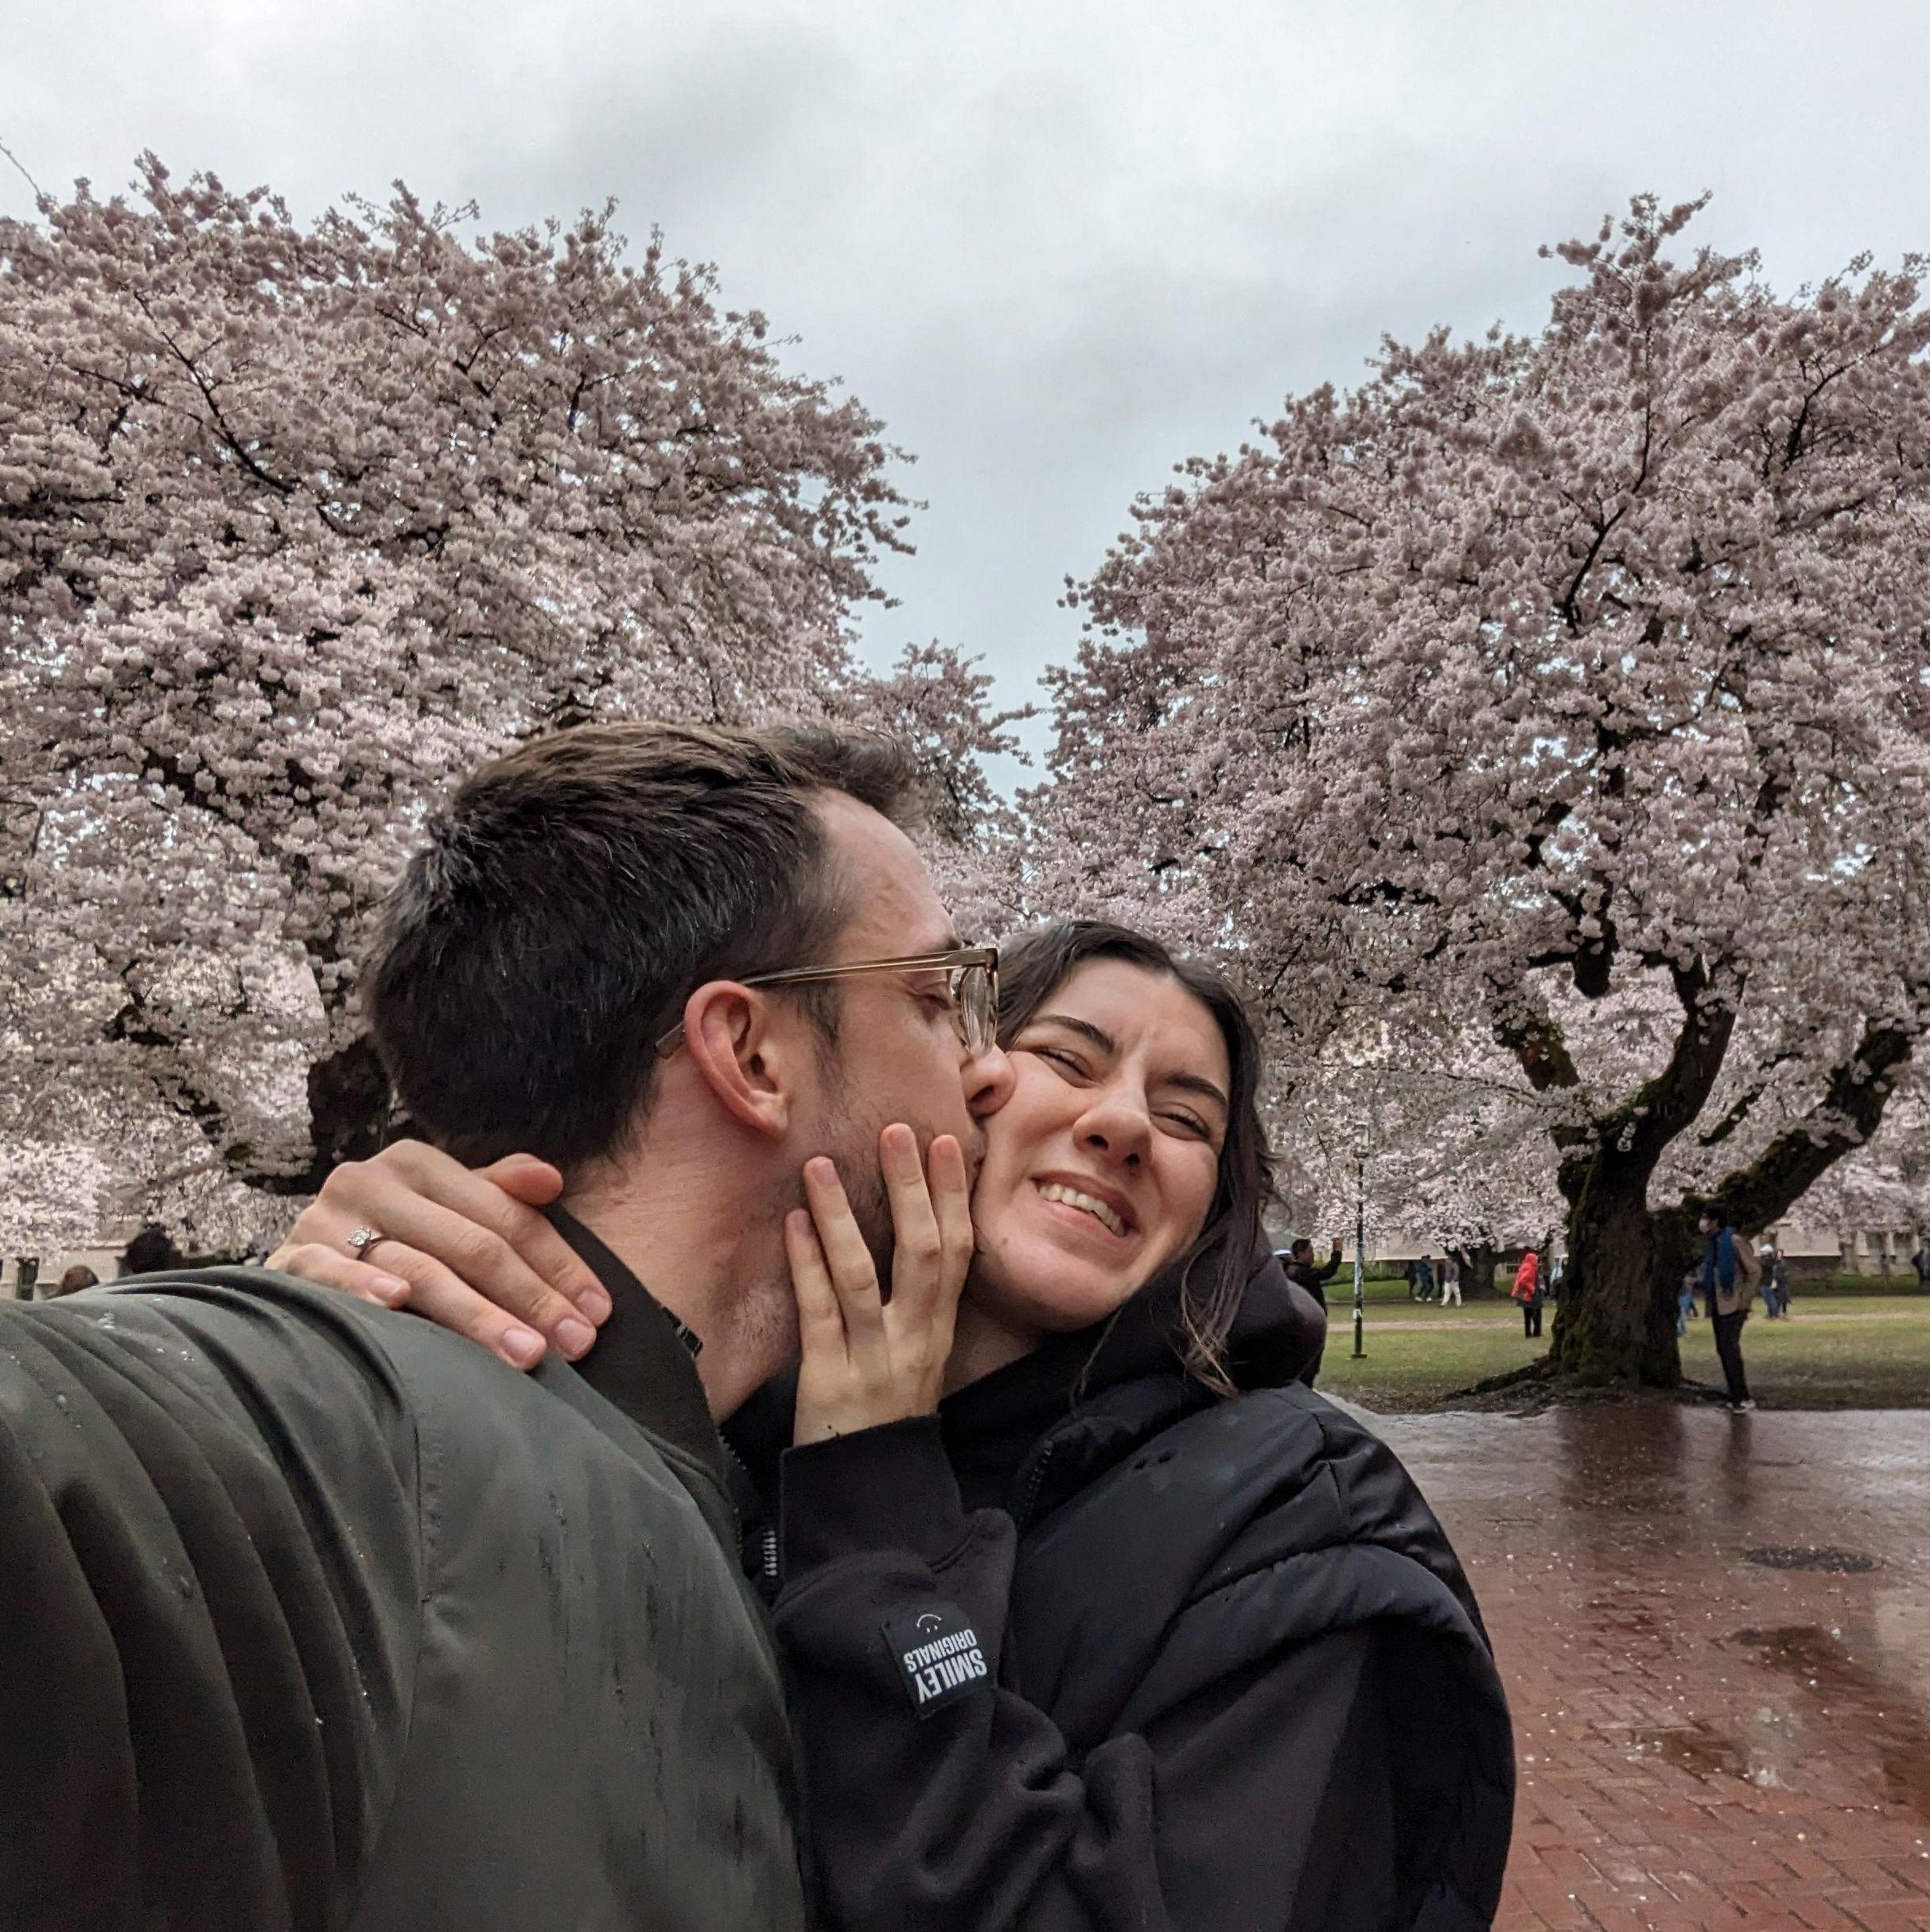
[[1029, 1174, 1137, 1243]]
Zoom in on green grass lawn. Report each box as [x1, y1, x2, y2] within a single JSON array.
[[1316, 1294, 1930, 1411]]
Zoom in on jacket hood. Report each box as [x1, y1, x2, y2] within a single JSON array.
[[937, 1239, 1328, 1528], [1035, 1237, 1327, 1400]]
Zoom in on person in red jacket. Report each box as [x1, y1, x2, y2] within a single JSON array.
[[1512, 1249, 1544, 1339]]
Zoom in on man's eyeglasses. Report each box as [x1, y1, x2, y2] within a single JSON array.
[[654, 946, 1000, 1058]]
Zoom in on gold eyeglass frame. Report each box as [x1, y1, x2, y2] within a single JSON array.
[[653, 945, 1000, 1058]]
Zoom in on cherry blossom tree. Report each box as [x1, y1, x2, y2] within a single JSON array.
[[1050, 195, 1930, 1389], [2, 156, 1007, 1242], [1275, 1013, 1565, 1299]]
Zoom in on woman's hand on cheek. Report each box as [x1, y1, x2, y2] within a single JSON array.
[[788, 1125, 973, 1446]]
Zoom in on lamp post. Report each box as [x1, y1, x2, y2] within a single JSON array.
[[1352, 1144, 1367, 1360]]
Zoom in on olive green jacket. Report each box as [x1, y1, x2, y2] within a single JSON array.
[[0, 1262, 804, 1932]]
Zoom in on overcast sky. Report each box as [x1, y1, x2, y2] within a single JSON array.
[[7, 1, 1928, 785]]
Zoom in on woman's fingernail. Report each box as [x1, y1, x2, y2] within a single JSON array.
[[502, 1327, 545, 1367], [575, 1284, 613, 1323], [371, 1274, 410, 1303], [555, 1317, 597, 1359]]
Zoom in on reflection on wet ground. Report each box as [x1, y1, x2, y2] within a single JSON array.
[[1373, 1401, 1930, 1930], [1624, 1720, 1749, 1782]]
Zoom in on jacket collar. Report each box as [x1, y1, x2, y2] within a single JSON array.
[[544, 1206, 731, 1517], [944, 1241, 1326, 1525]]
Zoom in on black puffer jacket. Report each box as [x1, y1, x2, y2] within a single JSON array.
[[730, 1248, 1514, 1932]]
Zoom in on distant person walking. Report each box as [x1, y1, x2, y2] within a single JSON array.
[[1416, 1254, 1437, 1303], [1699, 1213, 1761, 1410], [1438, 1254, 1463, 1306], [1678, 1266, 1699, 1336], [1512, 1250, 1544, 1339], [51, 1265, 99, 1299], [1757, 1239, 1785, 1318], [1912, 1240, 1930, 1293]]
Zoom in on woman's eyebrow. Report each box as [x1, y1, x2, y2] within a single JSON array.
[[1032, 1013, 1115, 1052], [1165, 1071, 1229, 1112], [1030, 1015, 1228, 1112]]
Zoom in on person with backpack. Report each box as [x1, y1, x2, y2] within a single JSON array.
[[1698, 1213, 1761, 1410]]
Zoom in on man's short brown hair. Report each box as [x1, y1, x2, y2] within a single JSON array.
[[365, 720, 920, 1167]]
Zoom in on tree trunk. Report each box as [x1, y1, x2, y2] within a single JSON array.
[[1450, 1242, 1500, 1299], [1546, 1153, 1683, 1386], [304, 1033, 398, 1175]]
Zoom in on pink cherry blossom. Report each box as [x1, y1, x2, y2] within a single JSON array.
[[2, 158, 1008, 1245]]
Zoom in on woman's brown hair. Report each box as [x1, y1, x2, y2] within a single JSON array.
[[994, 921, 1277, 1393]]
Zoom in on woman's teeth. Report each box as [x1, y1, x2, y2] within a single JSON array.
[[1035, 1182, 1126, 1238]]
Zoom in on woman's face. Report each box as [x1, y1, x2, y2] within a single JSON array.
[[965, 958, 1231, 1341]]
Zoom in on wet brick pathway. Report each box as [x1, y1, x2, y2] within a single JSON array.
[[1376, 1404, 1930, 1931]]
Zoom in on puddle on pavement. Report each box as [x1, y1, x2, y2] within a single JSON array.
[[1732, 1623, 1930, 1818], [1586, 1597, 1659, 1635], [1625, 1721, 1750, 1780]]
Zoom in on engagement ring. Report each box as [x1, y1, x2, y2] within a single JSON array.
[[346, 1226, 389, 1261]]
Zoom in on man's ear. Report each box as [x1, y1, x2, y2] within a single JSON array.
[[679, 983, 805, 1140]]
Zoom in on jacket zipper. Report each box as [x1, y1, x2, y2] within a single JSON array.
[[721, 1439, 780, 1589], [1016, 1442, 1060, 1533]]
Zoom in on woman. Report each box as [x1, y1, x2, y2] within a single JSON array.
[[1512, 1250, 1543, 1339], [277, 921, 1514, 1930]]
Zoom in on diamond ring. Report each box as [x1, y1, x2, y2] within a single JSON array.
[[346, 1225, 390, 1262]]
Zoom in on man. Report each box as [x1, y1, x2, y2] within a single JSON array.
[[1699, 1211, 1760, 1410], [0, 722, 1013, 1930], [1282, 1235, 1344, 1313], [1438, 1252, 1463, 1307], [1415, 1253, 1437, 1303], [1279, 1235, 1344, 1386]]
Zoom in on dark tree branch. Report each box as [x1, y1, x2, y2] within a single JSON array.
[[1706, 1003, 1923, 1233], [1489, 984, 1583, 1095], [1697, 1048, 1803, 1147], [1617, 959, 1741, 1173]]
